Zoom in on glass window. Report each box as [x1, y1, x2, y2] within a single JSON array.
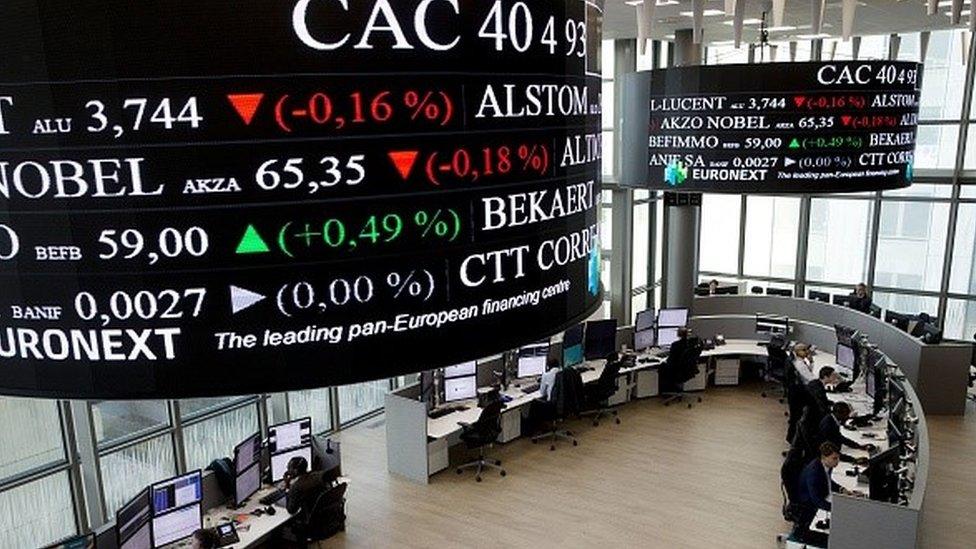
[[963, 128, 976, 171], [0, 398, 64, 481], [338, 380, 388, 424], [922, 30, 967, 120], [806, 198, 874, 284], [944, 299, 976, 341], [632, 202, 650, 288], [882, 184, 952, 198], [950, 204, 976, 294], [655, 198, 664, 282], [601, 39, 615, 79], [706, 43, 748, 65], [179, 397, 251, 419], [182, 405, 258, 471], [631, 293, 648, 324], [873, 292, 939, 318], [288, 389, 333, 434], [914, 124, 960, 170], [896, 33, 921, 62], [858, 35, 888, 60], [601, 81, 613, 129], [93, 400, 169, 448], [0, 472, 75, 548], [962, 186, 976, 199], [601, 130, 614, 179], [825, 38, 854, 61], [875, 202, 949, 292], [743, 196, 800, 279], [699, 194, 741, 274], [100, 435, 176, 516]]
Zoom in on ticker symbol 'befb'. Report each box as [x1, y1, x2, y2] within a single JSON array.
[[388, 151, 420, 180], [236, 224, 270, 254], [228, 93, 265, 125]]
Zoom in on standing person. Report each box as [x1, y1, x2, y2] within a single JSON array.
[[848, 283, 873, 314]]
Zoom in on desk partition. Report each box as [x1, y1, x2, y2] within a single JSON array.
[[691, 295, 970, 415]]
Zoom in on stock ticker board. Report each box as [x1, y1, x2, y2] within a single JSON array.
[[643, 61, 921, 193], [0, 0, 604, 398]]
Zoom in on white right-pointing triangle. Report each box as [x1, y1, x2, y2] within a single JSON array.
[[785, 157, 796, 167], [231, 285, 266, 314]]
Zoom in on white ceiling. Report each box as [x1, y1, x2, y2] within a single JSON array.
[[603, 0, 974, 43]]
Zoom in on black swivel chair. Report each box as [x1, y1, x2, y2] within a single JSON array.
[[660, 339, 704, 408], [456, 398, 507, 481], [302, 481, 347, 542], [762, 336, 789, 403], [582, 359, 623, 426], [532, 368, 584, 450], [751, 286, 765, 294]]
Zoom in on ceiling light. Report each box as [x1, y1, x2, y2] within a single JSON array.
[[767, 25, 798, 32], [797, 33, 832, 39], [723, 18, 764, 26]]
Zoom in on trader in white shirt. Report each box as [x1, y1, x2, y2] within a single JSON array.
[[539, 357, 560, 401]]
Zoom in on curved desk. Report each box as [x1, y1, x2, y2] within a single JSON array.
[[691, 295, 970, 415], [689, 296, 930, 549]]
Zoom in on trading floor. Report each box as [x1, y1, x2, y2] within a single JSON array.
[[326, 387, 976, 549]]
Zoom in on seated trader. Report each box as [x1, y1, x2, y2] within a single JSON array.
[[794, 442, 843, 544], [806, 366, 839, 420], [819, 402, 873, 462], [848, 283, 873, 314], [708, 279, 720, 295], [190, 529, 218, 549], [284, 456, 325, 524]]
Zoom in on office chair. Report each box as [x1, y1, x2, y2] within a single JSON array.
[[531, 368, 584, 450], [456, 399, 506, 481], [777, 447, 811, 546], [581, 358, 623, 426], [751, 286, 764, 294], [761, 336, 789, 403], [660, 339, 704, 408], [302, 481, 347, 543]]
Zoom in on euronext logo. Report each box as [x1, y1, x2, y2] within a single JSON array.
[[664, 160, 688, 186]]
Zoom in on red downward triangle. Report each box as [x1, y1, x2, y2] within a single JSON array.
[[793, 96, 806, 108], [388, 151, 419, 180], [841, 115, 852, 126], [227, 93, 265, 125]]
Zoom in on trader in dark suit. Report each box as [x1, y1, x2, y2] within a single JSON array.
[[794, 442, 842, 544], [819, 402, 874, 463], [848, 283, 873, 314], [806, 366, 840, 420], [284, 456, 325, 523]]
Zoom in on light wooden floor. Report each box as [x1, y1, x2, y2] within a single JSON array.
[[322, 385, 976, 548]]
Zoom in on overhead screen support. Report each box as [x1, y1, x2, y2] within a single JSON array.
[[0, 0, 605, 399]]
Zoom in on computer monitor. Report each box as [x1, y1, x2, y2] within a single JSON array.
[[885, 311, 910, 332], [270, 445, 313, 483], [868, 441, 902, 503], [834, 324, 857, 347], [151, 471, 202, 548], [756, 314, 789, 335], [443, 361, 477, 378], [865, 363, 876, 399], [517, 342, 549, 378], [40, 534, 95, 549], [233, 432, 261, 475], [634, 329, 655, 352], [151, 503, 201, 548], [268, 417, 312, 454], [443, 374, 477, 402], [584, 319, 617, 360], [713, 285, 738, 295], [767, 288, 793, 297], [657, 327, 680, 348], [235, 461, 262, 507], [635, 309, 655, 332], [116, 488, 152, 549], [832, 294, 852, 307], [658, 308, 689, 328], [808, 290, 830, 303], [562, 324, 584, 366], [836, 342, 855, 371]]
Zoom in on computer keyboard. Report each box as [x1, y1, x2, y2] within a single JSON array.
[[259, 488, 286, 506], [521, 383, 541, 394], [428, 405, 468, 419]]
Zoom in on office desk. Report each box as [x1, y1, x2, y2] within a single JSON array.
[[163, 485, 291, 549]]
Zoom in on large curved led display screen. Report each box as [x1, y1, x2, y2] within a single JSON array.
[[0, 0, 604, 398], [638, 61, 921, 193]]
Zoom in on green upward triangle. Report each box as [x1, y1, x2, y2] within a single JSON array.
[[789, 138, 801, 149], [236, 224, 270, 254]]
